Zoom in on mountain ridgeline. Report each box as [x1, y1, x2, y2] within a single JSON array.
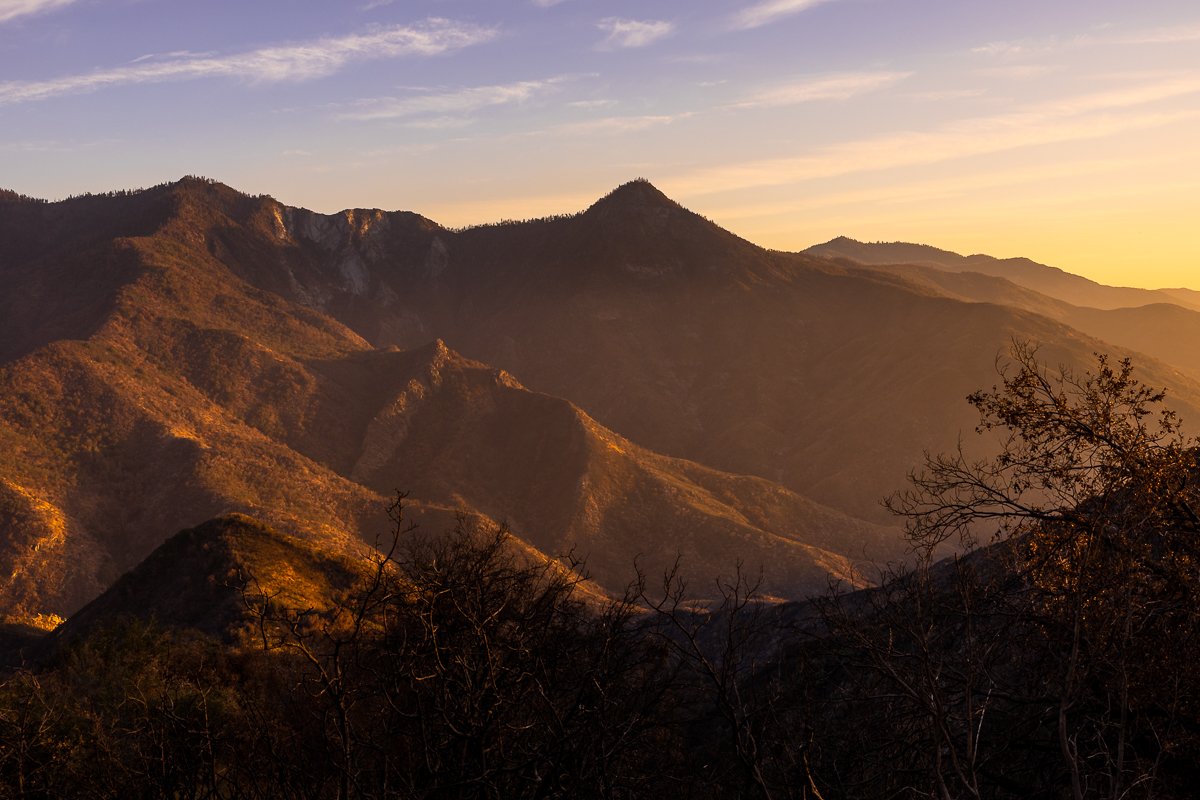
[[2, 177, 1199, 627], [4, 177, 1200, 798]]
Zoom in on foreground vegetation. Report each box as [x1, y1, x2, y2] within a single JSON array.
[[2, 346, 1199, 798]]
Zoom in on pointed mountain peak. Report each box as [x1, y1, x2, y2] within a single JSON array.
[[553, 178, 769, 284], [586, 179, 680, 215]]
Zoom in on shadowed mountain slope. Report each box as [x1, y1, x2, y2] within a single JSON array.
[[46, 514, 370, 647], [166, 179, 1200, 525], [818, 255, 1200, 382], [334, 341, 890, 595], [0, 179, 901, 622]]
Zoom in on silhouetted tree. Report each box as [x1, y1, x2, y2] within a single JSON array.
[[856, 342, 1200, 798], [246, 498, 679, 799]]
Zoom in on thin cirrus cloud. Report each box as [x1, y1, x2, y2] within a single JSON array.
[[596, 18, 674, 49], [976, 65, 1059, 80], [732, 0, 838, 30], [0, 0, 75, 24], [1118, 23, 1200, 45], [730, 71, 912, 109], [338, 77, 570, 122], [973, 22, 1200, 57], [0, 19, 496, 105], [667, 74, 1200, 196], [704, 155, 1161, 221], [542, 112, 693, 137]]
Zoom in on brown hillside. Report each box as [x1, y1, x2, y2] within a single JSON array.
[[46, 514, 370, 646], [0, 179, 904, 623], [205, 184, 1200, 524], [17, 177, 1191, 531], [823, 256, 1200, 383]]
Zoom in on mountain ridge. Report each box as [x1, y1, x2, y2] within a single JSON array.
[[0, 183, 902, 621], [4, 176, 1199, 625], [805, 236, 1200, 310]]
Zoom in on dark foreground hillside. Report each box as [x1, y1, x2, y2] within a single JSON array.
[[3, 348, 1199, 799]]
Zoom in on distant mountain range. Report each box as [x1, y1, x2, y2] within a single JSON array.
[[2, 177, 1198, 627], [805, 236, 1200, 381], [804, 236, 1200, 312]]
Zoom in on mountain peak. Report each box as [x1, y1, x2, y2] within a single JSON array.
[[166, 175, 252, 206], [587, 179, 679, 214], [805, 237, 963, 265], [171, 174, 237, 192]]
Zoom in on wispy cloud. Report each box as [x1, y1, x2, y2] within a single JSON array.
[[129, 50, 217, 64], [731, 71, 911, 108], [531, 0, 567, 6], [596, 18, 674, 49], [905, 88, 986, 102], [731, 0, 837, 31], [973, 22, 1200, 58], [703, 156, 1163, 221], [666, 74, 1200, 196], [976, 65, 1059, 80], [0, 0, 75, 24], [972, 39, 1061, 58], [399, 116, 480, 130], [339, 77, 570, 122], [567, 98, 617, 109], [0, 19, 497, 105], [665, 53, 727, 65], [1116, 23, 1200, 45], [0, 136, 115, 152], [550, 113, 692, 136]]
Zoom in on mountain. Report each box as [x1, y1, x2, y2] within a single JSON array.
[[7, 179, 1200, 800], [189, 179, 1200, 524], [0, 179, 900, 624], [804, 236, 1200, 312], [339, 341, 891, 595], [5, 177, 1200, 626], [46, 514, 370, 647], [808, 244, 1200, 381]]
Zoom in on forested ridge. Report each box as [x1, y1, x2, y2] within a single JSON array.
[[3, 347, 1198, 799]]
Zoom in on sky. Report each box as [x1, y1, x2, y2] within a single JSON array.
[[1, 0, 1198, 288]]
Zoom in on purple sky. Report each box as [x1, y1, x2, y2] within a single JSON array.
[[1, 0, 1198, 286]]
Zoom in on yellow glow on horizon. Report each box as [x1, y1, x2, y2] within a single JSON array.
[[707, 160, 1199, 290], [369, 71, 1200, 293], [399, 169, 1199, 291]]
